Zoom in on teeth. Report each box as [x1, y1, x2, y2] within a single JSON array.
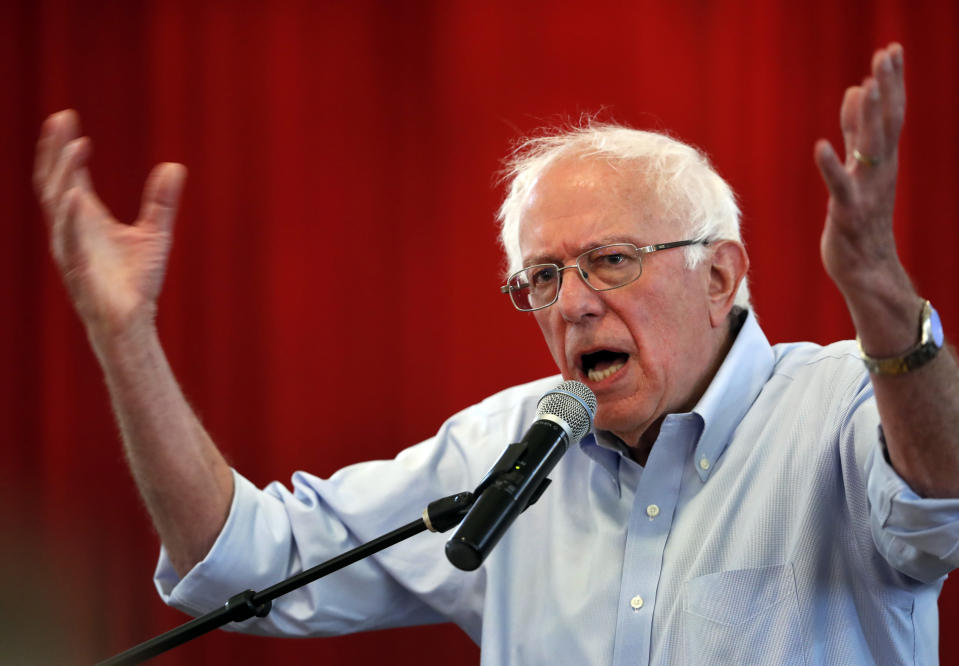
[[587, 361, 625, 382]]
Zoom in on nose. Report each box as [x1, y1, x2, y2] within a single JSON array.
[[555, 265, 604, 322]]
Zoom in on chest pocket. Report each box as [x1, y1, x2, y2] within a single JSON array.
[[682, 563, 807, 666]]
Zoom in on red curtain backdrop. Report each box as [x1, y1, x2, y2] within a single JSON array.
[[3, 1, 958, 664]]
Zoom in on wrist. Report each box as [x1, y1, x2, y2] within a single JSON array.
[[839, 267, 920, 357], [857, 300, 944, 375], [86, 310, 160, 364]]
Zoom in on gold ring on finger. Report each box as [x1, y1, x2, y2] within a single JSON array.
[[852, 149, 880, 167]]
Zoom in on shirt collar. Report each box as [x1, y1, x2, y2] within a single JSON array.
[[688, 309, 775, 481], [579, 309, 775, 484]]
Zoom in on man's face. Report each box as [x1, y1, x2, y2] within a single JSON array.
[[518, 157, 718, 447]]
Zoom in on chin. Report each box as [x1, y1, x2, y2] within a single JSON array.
[[593, 395, 654, 435], [593, 408, 639, 435]]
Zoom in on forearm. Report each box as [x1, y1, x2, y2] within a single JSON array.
[[813, 44, 959, 497], [842, 266, 959, 498], [33, 112, 225, 574], [89, 319, 234, 576]]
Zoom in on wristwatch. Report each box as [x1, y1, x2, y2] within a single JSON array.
[[858, 299, 944, 375]]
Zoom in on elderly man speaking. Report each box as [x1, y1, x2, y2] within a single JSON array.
[[34, 43, 959, 664]]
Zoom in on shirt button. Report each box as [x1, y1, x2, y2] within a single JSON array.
[[646, 504, 660, 518], [699, 457, 710, 471], [629, 595, 644, 610]]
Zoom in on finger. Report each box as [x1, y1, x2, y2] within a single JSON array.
[[855, 77, 885, 165], [33, 117, 58, 196], [51, 186, 107, 267], [874, 43, 906, 144], [34, 110, 81, 197], [839, 86, 863, 167], [71, 188, 110, 252], [814, 139, 854, 206], [52, 187, 83, 265], [73, 165, 94, 192], [137, 163, 188, 236], [42, 137, 91, 222]]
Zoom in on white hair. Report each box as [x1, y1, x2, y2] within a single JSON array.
[[496, 122, 750, 309]]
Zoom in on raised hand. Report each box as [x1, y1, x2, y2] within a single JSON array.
[[34, 111, 234, 572], [813, 44, 959, 499], [34, 110, 187, 336], [814, 43, 907, 295]]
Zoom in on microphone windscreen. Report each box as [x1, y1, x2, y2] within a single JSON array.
[[535, 380, 597, 442]]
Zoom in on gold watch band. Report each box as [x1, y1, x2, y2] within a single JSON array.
[[857, 300, 941, 376]]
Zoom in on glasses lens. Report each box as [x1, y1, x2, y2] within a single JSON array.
[[580, 244, 642, 290], [507, 264, 559, 311]]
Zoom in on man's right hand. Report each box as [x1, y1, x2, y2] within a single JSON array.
[[33, 110, 233, 577], [34, 109, 186, 337]]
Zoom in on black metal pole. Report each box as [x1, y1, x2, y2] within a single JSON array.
[[96, 491, 474, 666]]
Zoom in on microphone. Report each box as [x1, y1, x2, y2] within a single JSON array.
[[445, 380, 597, 571]]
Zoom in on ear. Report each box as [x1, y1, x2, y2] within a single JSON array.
[[706, 240, 749, 328]]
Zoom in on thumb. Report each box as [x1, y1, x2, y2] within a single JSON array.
[[138, 163, 187, 236]]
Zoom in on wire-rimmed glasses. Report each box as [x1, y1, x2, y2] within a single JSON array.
[[500, 239, 708, 312]]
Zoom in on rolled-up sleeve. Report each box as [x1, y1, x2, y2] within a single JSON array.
[[866, 429, 959, 583], [151, 377, 556, 639], [154, 469, 452, 636]]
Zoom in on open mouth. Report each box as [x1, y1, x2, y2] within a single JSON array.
[[581, 350, 629, 383]]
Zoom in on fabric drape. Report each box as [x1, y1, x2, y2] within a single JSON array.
[[2, 1, 957, 663]]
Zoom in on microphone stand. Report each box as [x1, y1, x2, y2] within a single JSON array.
[[96, 491, 475, 665]]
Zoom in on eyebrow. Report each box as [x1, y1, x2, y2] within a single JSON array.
[[522, 237, 642, 267]]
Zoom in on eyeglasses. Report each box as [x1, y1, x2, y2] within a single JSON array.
[[500, 239, 709, 312]]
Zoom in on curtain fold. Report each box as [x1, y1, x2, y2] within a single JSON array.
[[3, 1, 957, 663]]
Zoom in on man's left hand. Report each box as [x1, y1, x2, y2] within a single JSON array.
[[815, 42, 907, 296], [815, 43, 959, 500]]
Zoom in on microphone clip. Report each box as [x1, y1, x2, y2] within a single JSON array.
[[472, 442, 553, 511]]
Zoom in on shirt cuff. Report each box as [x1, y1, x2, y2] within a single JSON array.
[[866, 427, 959, 583], [153, 470, 269, 616]]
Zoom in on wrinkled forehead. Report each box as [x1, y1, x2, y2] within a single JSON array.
[[522, 155, 645, 214], [518, 155, 671, 247]]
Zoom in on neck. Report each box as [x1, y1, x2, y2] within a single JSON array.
[[622, 311, 743, 466]]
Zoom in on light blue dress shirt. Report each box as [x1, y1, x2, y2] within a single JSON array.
[[156, 312, 959, 664]]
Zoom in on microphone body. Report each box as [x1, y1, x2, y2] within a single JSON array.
[[445, 381, 596, 571]]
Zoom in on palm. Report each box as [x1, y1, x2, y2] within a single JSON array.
[[814, 44, 905, 292], [55, 202, 173, 327], [818, 153, 898, 284], [35, 111, 186, 333]]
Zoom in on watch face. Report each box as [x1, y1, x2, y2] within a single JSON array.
[[931, 307, 945, 348]]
